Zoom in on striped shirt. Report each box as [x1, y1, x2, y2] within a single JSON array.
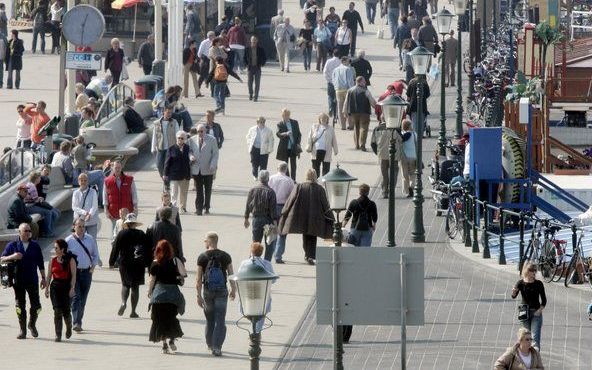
[[245, 184, 277, 219]]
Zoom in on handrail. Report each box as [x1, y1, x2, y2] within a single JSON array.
[[548, 136, 592, 169], [95, 83, 136, 127], [0, 148, 40, 193]]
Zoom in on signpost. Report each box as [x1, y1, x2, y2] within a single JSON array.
[[65, 52, 103, 70], [317, 247, 425, 369]]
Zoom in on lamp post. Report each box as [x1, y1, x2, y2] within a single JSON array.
[[408, 46, 432, 243], [230, 259, 279, 370], [378, 94, 408, 247], [481, 0, 487, 61], [321, 165, 357, 370], [453, 0, 467, 139], [436, 9, 454, 155], [468, 0, 475, 99]]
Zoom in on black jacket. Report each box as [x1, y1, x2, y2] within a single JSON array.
[[406, 77, 431, 114], [276, 119, 302, 160], [206, 122, 225, 149], [344, 196, 378, 231], [351, 57, 372, 86], [7, 195, 32, 229], [104, 48, 125, 72], [5, 38, 24, 71], [342, 10, 364, 33], [243, 45, 267, 71], [123, 107, 147, 133], [147, 220, 184, 262], [164, 144, 191, 181]]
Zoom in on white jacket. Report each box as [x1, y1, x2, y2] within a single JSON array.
[[246, 126, 275, 155], [306, 124, 339, 162]]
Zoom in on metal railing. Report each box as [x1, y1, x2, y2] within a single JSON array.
[[95, 83, 136, 126], [463, 190, 584, 274], [0, 148, 40, 193]]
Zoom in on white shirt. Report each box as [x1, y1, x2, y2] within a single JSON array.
[[335, 26, 352, 45], [16, 116, 32, 141], [66, 233, 100, 269], [323, 56, 341, 84], [314, 125, 327, 151], [518, 350, 532, 368], [72, 187, 99, 226], [268, 173, 295, 205], [197, 39, 212, 59], [50, 3, 64, 22]]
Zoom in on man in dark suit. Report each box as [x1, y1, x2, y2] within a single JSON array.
[[342, 2, 364, 57], [244, 36, 267, 102], [276, 109, 301, 181], [203, 110, 225, 149], [147, 207, 184, 261]]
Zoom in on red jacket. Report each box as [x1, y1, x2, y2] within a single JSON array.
[[227, 25, 247, 46], [105, 173, 134, 219]]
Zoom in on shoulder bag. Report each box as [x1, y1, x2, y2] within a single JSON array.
[[74, 236, 93, 263], [307, 128, 326, 153]]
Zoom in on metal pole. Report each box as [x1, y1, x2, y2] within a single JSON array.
[[154, 0, 163, 60], [249, 320, 261, 370], [499, 208, 506, 264], [65, 0, 76, 115], [438, 34, 447, 155], [518, 212, 525, 272], [218, 0, 225, 24], [472, 198, 479, 253], [464, 192, 472, 247], [468, 0, 475, 99], [412, 76, 425, 243], [492, 0, 497, 34], [482, 202, 490, 258], [388, 131, 396, 247], [58, 34, 66, 120], [400, 253, 407, 370], [332, 239, 343, 370], [455, 14, 463, 139], [481, 0, 487, 61]]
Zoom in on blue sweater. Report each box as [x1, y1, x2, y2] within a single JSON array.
[[1, 240, 44, 285]]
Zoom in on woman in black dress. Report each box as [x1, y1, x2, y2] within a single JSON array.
[[109, 213, 151, 318], [148, 240, 186, 354]]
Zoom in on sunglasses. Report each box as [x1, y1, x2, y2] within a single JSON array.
[[22, 229, 32, 232]]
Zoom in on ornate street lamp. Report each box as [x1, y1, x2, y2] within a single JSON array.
[[436, 8, 454, 156], [320, 164, 356, 370], [230, 260, 279, 370], [453, 0, 467, 139], [408, 46, 432, 243], [468, 0, 475, 100], [378, 94, 408, 247]]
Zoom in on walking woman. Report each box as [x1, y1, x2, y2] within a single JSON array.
[[279, 169, 334, 265], [148, 240, 186, 354], [306, 113, 338, 177], [335, 20, 352, 58], [511, 262, 546, 351], [44, 239, 76, 342], [109, 213, 151, 318], [299, 20, 314, 71], [400, 119, 417, 198], [494, 328, 544, 369], [105, 38, 125, 86]]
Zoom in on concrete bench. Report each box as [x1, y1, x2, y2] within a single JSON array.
[[82, 100, 157, 162], [0, 166, 73, 244]]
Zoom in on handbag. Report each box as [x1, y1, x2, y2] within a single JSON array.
[[517, 304, 529, 321]]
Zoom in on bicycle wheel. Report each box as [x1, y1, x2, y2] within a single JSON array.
[[564, 254, 579, 287], [540, 242, 556, 282], [456, 207, 465, 242], [445, 206, 458, 239], [550, 255, 565, 282]]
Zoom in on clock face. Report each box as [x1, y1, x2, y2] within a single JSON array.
[[62, 5, 106, 47]]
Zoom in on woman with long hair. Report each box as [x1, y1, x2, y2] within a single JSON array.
[[511, 262, 547, 351], [148, 240, 186, 354], [44, 239, 77, 342]]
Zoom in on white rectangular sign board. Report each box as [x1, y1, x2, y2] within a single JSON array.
[[316, 246, 424, 326], [65, 52, 103, 70]]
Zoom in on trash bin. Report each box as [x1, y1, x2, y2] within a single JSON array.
[[152, 60, 166, 81], [134, 75, 163, 100]]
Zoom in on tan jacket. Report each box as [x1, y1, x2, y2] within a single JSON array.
[[153, 118, 178, 152], [371, 124, 403, 161], [306, 124, 338, 162], [494, 345, 544, 370]]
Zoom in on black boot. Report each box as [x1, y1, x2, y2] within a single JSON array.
[[407, 187, 413, 198], [54, 310, 63, 342], [16, 309, 27, 339], [28, 309, 39, 338], [64, 311, 73, 339]]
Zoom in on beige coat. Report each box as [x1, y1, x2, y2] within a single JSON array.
[[494, 345, 544, 370], [305, 124, 338, 162]]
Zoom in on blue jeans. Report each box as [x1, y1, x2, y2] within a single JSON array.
[[252, 215, 273, 242], [203, 288, 228, 350], [27, 204, 59, 235], [521, 310, 543, 350], [173, 110, 193, 132], [32, 26, 45, 53], [388, 8, 399, 39], [349, 229, 373, 247], [303, 45, 312, 70], [213, 81, 227, 110], [232, 48, 245, 72], [6, 60, 20, 89], [366, 2, 377, 23], [274, 204, 286, 261], [72, 269, 92, 327]]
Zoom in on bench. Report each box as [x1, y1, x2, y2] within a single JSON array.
[[82, 99, 157, 163], [0, 167, 73, 247]]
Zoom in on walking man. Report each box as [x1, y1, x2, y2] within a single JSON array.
[[164, 131, 192, 212], [276, 109, 302, 181], [244, 36, 267, 102], [314, 20, 332, 72], [371, 120, 403, 198], [31, 2, 47, 54], [386, 0, 401, 39], [323, 50, 341, 125], [343, 76, 377, 151], [189, 124, 219, 215], [1, 223, 46, 339], [268, 162, 294, 263], [203, 110, 224, 149], [197, 31, 216, 97], [244, 170, 277, 250], [332, 56, 356, 130], [137, 34, 155, 75], [444, 29, 458, 87], [364, 0, 379, 24], [152, 105, 180, 189], [184, 4, 201, 47], [270, 9, 285, 41], [246, 117, 275, 179], [147, 207, 184, 261], [103, 160, 138, 235], [66, 218, 100, 332], [351, 50, 373, 86], [342, 2, 364, 57], [273, 17, 295, 73], [196, 232, 236, 357]]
